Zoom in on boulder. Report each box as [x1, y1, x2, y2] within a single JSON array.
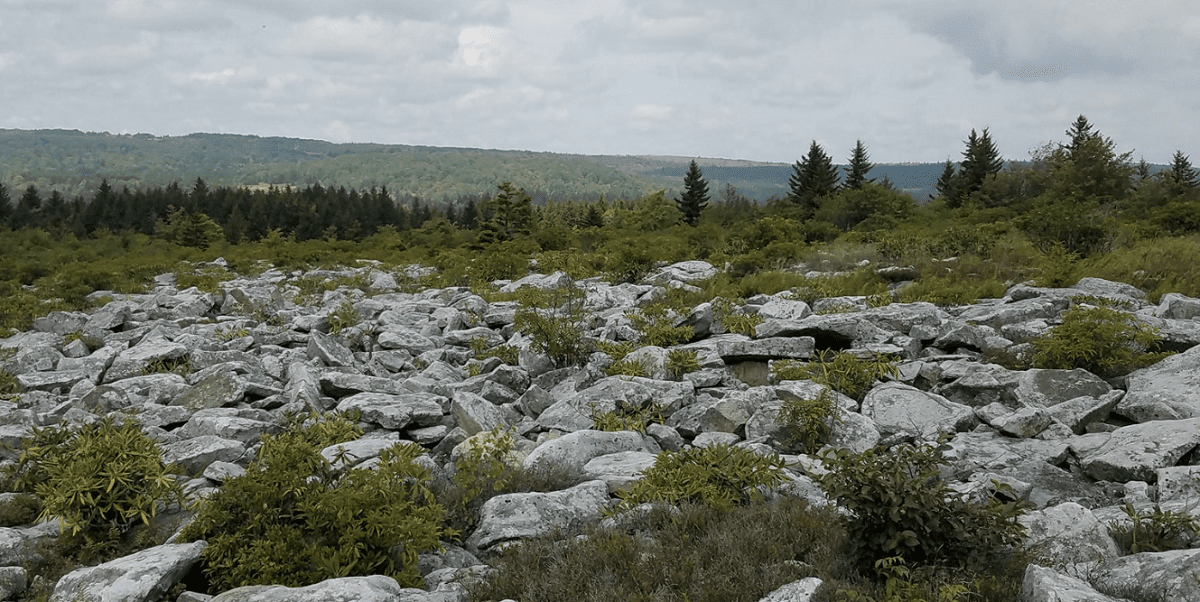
[[1089, 549, 1200, 602], [1079, 418, 1200, 482], [582, 450, 658, 493], [466, 480, 611, 553], [1015, 369, 1112, 409], [861, 382, 977, 441], [307, 331, 355, 368], [450, 391, 507, 435], [1118, 346, 1200, 421], [104, 337, 189, 383], [1154, 292, 1200, 321], [49, 541, 205, 602], [161, 435, 248, 474], [1019, 502, 1121, 567], [717, 337, 815, 363], [535, 378, 656, 432], [523, 429, 660, 473], [209, 575, 427, 602], [1020, 564, 1127, 602], [643, 260, 718, 285], [171, 371, 248, 411], [757, 577, 823, 602]]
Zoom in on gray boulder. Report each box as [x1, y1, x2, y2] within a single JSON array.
[[1020, 564, 1127, 602], [861, 382, 977, 441], [535, 378, 656, 432], [1089, 549, 1200, 602], [1048, 391, 1123, 435], [450, 391, 507, 435], [307, 331, 355, 368], [209, 575, 429, 602], [1079, 418, 1200, 482], [1019, 502, 1121, 568], [523, 429, 660, 473], [1015, 369, 1112, 409], [172, 371, 248, 411], [104, 337, 188, 383], [49, 541, 205, 602], [161, 435, 248, 474], [466, 480, 611, 553], [756, 577, 823, 602], [717, 337, 815, 363], [583, 450, 658, 493], [1118, 346, 1200, 421], [338, 392, 444, 431], [1154, 292, 1200, 320]]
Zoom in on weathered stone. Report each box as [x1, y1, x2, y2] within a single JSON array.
[[1048, 391, 1123, 435], [523, 429, 660, 473], [1156, 465, 1200, 503], [104, 337, 188, 383], [107, 373, 189, 406], [176, 414, 280, 446], [377, 329, 438, 355], [753, 298, 813, 322], [1080, 418, 1200, 482], [466, 480, 611, 553], [338, 392, 444, 431], [15, 369, 91, 393], [203, 461, 246, 483], [307, 331, 355, 368], [498, 271, 572, 293], [583, 450, 658, 493], [161, 435, 247, 474], [757, 577, 823, 602], [1118, 345, 1200, 421], [1015, 369, 1111, 409], [320, 435, 403, 469], [319, 371, 407, 397], [49, 541, 205, 602], [209, 575, 424, 602], [861, 382, 977, 441], [756, 314, 890, 350], [717, 337, 815, 363], [1019, 502, 1121, 567], [536, 378, 656, 432], [1154, 292, 1200, 321], [1089, 549, 1200, 602], [932, 320, 988, 352], [992, 406, 1053, 438], [451, 391, 507, 435], [1020, 564, 1126, 602], [172, 371, 248, 411], [693, 431, 741, 447], [643, 260, 718, 285]]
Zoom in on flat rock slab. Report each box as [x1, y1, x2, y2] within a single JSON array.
[[466, 480, 610, 553], [1089, 548, 1200, 602], [1019, 502, 1120, 566], [523, 429, 660, 473], [338, 392, 444, 431], [172, 371, 248, 411], [717, 337, 815, 362], [1021, 564, 1127, 602], [210, 575, 425, 602], [861, 382, 977, 441], [1118, 346, 1200, 422], [50, 541, 205, 602], [757, 577, 823, 602], [1079, 418, 1200, 482]]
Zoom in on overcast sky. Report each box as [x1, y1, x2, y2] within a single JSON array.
[[2, 0, 1197, 164]]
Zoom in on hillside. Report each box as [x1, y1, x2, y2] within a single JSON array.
[[1, 129, 954, 203]]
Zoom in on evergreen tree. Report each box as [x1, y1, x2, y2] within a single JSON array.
[[953, 128, 1004, 208], [43, 190, 67, 230], [1135, 157, 1152, 182], [460, 198, 479, 229], [934, 160, 957, 203], [1066, 115, 1097, 159], [487, 182, 533, 239], [789, 141, 840, 218], [675, 160, 709, 227], [0, 184, 10, 228], [843, 140, 875, 190], [12, 185, 41, 229], [1168, 150, 1199, 191]]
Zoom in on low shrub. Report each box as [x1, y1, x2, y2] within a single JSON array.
[[590, 400, 664, 434], [608, 444, 788, 515], [896, 275, 1007, 307], [512, 283, 592, 367], [3, 416, 188, 550], [666, 349, 701, 379], [713, 298, 763, 336], [773, 351, 898, 402], [629, 304, 693, 347], [1108, 502, 1200, 555], [1031, 300, 1172, 377], [776, 386, 838, 454], [326, 299, 360, 335], [0, 493, 41, 527], [816, 443, 1027, 573], [178, 411, 449, 592]]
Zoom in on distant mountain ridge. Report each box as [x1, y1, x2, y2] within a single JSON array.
[[2, 129, 961, 204]]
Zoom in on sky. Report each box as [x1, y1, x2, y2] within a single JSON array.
[[2, 0, 1198, 164]]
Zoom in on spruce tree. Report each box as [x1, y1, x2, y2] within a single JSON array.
[[934, 160, 958, 203], [1169, 150, 1199, 191], [0, 183, 11, 229], [953, 128, 1003, 207], [843, 140, 875, 190], [487, 182, 533, 239], [789, 141, 840, 218], [676, 160, 709, 227], [1066, 115, 1097, 158], [12, 185, 41, 229]]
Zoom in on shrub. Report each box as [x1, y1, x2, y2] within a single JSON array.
[[773, 351, 898, 402], [469, 340, 520, 366], [608, 444, 788, 515], [790, 268, 889, 305], [594, 339, 637, 363], [629, 304, 693, 347], [605, 357, 648, 378], [590, 400, 664, 434], [178, 412, 445, 593], [4, 417, 188, 548], [666, 349, 701, 379], [1031, 300, 1172, 378], [1108, 502, 1200, 555], [816, 443, 1027, 573], [776, 386, 838, 454], [0, 493, 41, 527], [896, 275, 1007, 307], [512, 283, 592, 367], [713, 298, 763, 336], [326, 299, 360, 335]]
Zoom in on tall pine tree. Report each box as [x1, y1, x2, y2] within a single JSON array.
[[1169, 150, 1199, 192], [675, 160, 709, 227], [951, 128, 1003, 208], [843, 140, 875, 190], [789, 141, 840, 218], [0, 183, 12, 229], [1065, 115, 1097, 159], [933, 159, 957, 203]]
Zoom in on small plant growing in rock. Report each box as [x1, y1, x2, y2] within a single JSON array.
[[451, 425, 518, 513], [773, 351, 898, 401], [0, 369, 18, 400], [179, 412, 446, 592], [468, 338, 520, 366], [1108, 501, 1200, 555], [326, 299, 360, 335], [629, 303, 693, 347], [595, 339, 636, 363], [590, 400, 664, 434], [3, 416, 188, 550], [1031, 299, 1172, 377], [0, 492, 41, 527], [776, 386, 838, 454], [817, 443, 1027, 573], [666, 348, 701, 379], [607, 443, 788, 515], [605, 356, 649, 378], [512, 283, 592, 367], [713, 297, 763, 336], [214, 325, 250, 341], [140, 355, 192, 377]]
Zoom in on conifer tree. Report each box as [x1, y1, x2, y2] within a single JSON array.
[[1169, 150, 1199, 191], [12, 185, 41, 229], [952, 128, 1003, 208], [0, 183, 11, 229], [1135, 158, 1152, 182], [789, 141, 840, 218], [934, 160, 957, 203], [843, 140, 875, 190], [675, 160, 709, 227], [487, 182, 533, 239], [1066, 115, 1097, 158]]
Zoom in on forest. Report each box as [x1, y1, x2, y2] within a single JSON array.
[[0, 114, 1198, 335]]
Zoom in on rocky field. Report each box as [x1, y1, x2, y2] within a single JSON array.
[[4, 259, 1200, 601]]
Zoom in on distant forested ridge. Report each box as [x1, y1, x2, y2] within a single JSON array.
[[2, 129, 957, 204]]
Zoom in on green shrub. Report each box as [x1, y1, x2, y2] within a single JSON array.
[[174, 263, 234, 293], [605, 356, 649, 378], [608, 444, 788, 515], [1031, 301, 1171, 378], [666, 349, 701, 379], [790, 268, 889, 305], [629, 304, 693, 347], [590, 400, 664, 434], [896, 275, 1007, 307], [0, 369, 18, 400], [446, 426, 517, 534], [141, 356, 192, 377], [594, 339, 637, 363], [178, 412, 445, 593], [4, 417, 188, 547], [773, 351, 898, 402], [817, 443, 1027, 572], [1108, 501, 1200, 555], [0, 493, 41, 527], [776, 386, 838, 454], [839, 556, 971, 602], [512, 283, 592, 367], [214, 326, 250, 342], [713, 298, 763, 336], [326, 299, 360, 335]]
